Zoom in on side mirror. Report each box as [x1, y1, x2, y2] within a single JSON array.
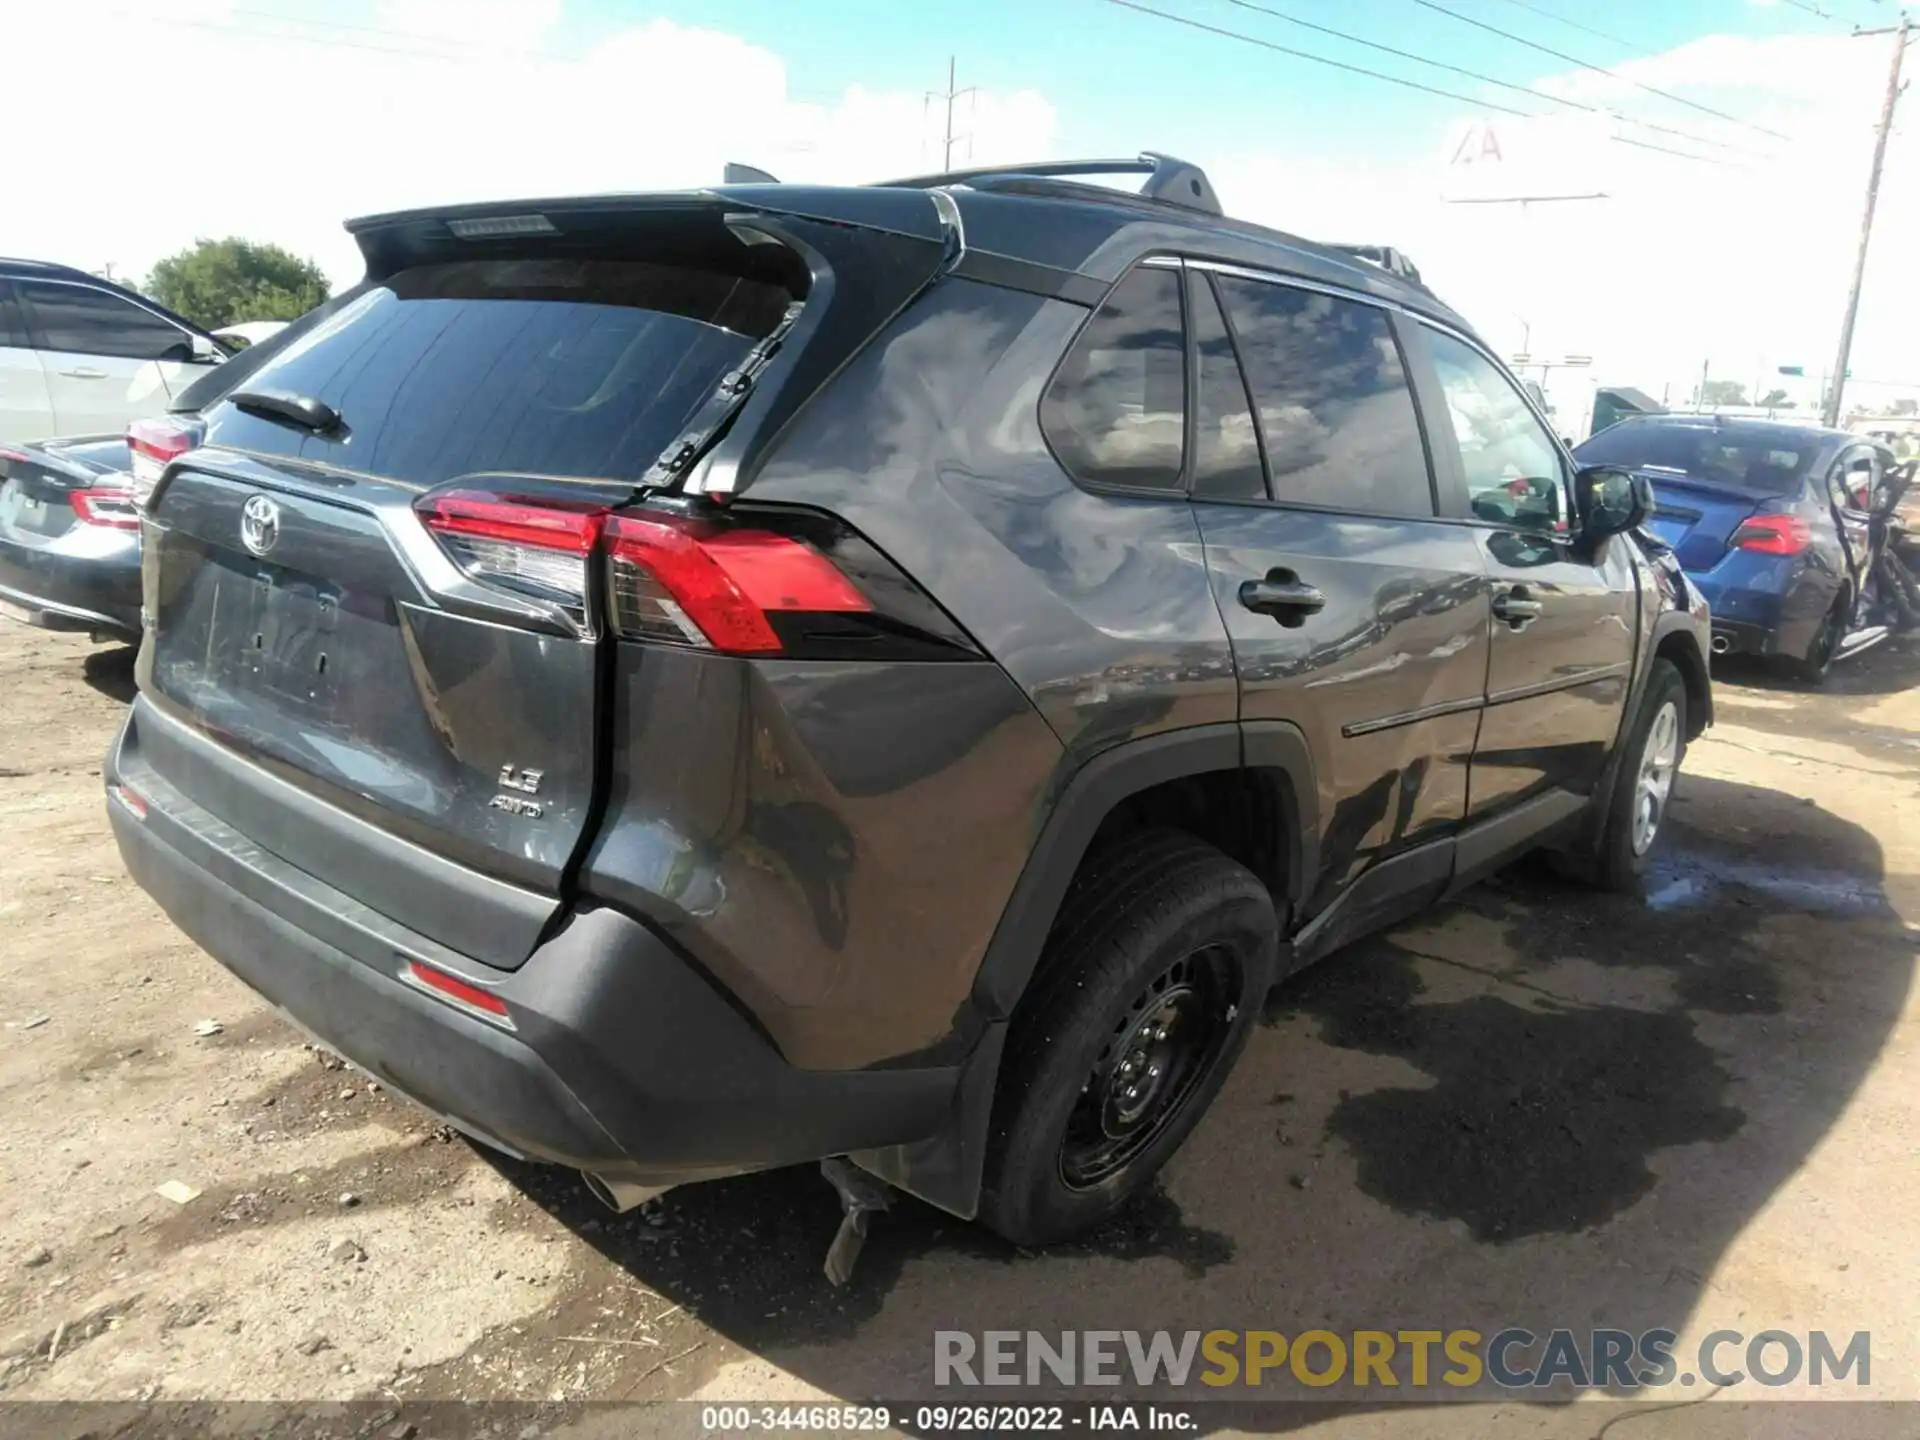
[[189, 332, 222, 363], [1574, 464, 1652, 542]]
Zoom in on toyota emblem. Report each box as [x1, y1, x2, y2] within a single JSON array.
[[240, 494, 281, 557]]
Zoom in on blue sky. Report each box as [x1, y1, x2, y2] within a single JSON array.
[[557, 0, 1861, 166], [12, 0, 1917, 404]]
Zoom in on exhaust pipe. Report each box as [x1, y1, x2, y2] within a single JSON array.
[[581, 1172, 672, 1213], [1710, 633, 1732, 655]]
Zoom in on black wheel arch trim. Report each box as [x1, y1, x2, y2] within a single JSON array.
[[969, 720, 1317, 1021], [857, 720, 1317, 1220]]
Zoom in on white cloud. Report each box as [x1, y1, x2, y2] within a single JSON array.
[[1212, 29, 1920, 412], [5, 1, 1055, 287], [8, 4, 1911, 414]]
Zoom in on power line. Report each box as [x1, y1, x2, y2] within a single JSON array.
[[1406, 0, 1795, 142], [1103, 0, 1741, 165], [1483, 0, 1645, 55], [1103, 0, 1537, 119], [1218, 0, 1772, 158]]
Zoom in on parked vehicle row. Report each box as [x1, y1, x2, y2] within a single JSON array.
[[93, 155, 1713, 1265]]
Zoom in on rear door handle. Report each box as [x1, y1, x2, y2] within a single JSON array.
[[1492, 587, 1543, 628], [1238, 571, 1326, 627], [58, 367, 107, 380]]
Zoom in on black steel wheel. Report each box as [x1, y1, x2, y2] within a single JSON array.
[[979, 830, 1277, 1246]]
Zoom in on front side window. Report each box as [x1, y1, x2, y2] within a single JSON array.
[[18, 281, 194, 362], [1213, 275, 1432, 517], [1040, 265, 1187, 493], [1424, 327, 1567, 531]]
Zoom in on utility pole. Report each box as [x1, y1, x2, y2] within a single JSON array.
[[927, 57, 975, 170], [1825, 14, 1909, 428]]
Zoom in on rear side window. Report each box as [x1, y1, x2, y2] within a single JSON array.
[[1041, 266, 1187, 493], [17, 280, 192, 361], [0, 282, 28, 349], [205, 260, 789, 487], [1213, 276, 1432, 517]]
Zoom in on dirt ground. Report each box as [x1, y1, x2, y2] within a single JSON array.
[[4, 622, 1920, 1436]]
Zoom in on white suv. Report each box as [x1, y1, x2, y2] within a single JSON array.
[[0, 259, 228, 444]]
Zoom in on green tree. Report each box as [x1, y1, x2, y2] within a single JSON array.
[[1697, 379, 1748, 407], [1759, 388, 1794, 408], [146, 238, 329, 330], [1891, 397, 1918, 417]]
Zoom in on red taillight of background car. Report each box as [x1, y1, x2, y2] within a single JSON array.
[[1729, 514, 1812, 556], [126, 416, 205, 508], [603, 513, 870, 653], [69, 488, 142, 531]]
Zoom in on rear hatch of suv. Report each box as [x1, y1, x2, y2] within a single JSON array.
[[124, 193, 952, 969]]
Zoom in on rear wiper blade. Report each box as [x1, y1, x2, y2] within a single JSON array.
[[230, 389, 342, 435]]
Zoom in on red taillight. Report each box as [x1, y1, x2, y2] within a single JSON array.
[[604, 513, 870, 653], [405, 960, 511, 1022], [1729, 514, 1812, 555], [413, 488, 879, 653], [107, 783, 148, 820], [126, 417, 204, 508], [70, 487, 142, 531], [416, 489, 609, 608]]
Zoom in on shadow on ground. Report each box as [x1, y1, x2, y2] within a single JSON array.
[[464, 767, 1911, 1426], [81, 644, 138, 705]]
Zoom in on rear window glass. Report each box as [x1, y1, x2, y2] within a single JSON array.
[[1575, 421, 1820, 496], [204, 260, 788, 487]]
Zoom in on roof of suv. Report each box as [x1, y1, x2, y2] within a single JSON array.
[[0, 256, 219, 341], [343, 152, 1474, 335]]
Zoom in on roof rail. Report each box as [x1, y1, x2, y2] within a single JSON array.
[[1328, 244, 1427, 289], [877, 152, 1223, 216]]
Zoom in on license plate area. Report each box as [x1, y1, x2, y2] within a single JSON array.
[[0, 480, 62, 539], [219, 561, 345, 711], [1648, 516, 1690, 547]]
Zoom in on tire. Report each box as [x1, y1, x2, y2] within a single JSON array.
[[977, 830, 1278, 1246], [1590, 659, 1687, 892], [1792, 593, 1849, 687]]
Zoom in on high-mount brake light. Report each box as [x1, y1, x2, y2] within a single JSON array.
[[1729, 514, 1812, 556], [415, 489, 608, 609], [69, 488, 142, 531], [603, 513, 870, 653], [126, 416, 204, 509]]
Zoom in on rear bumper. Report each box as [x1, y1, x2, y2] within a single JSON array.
[[106, 707, 960, 1187], [0, 528, 141, 640], [1706, 616, 1778, 658], [1690, 568, 1833, 663]]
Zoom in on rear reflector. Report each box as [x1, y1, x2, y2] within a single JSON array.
[[416, 489, 608, 609], [107, 783, 148, 820], [405, 960, 512, 1023], [1729, 514, 1812, 555], [70, 487, 142, 531], [126, 416, 205, 509], [604, 514, 870, 653]]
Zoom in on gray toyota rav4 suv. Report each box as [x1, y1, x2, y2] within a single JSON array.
[[108, 155, 1711, 1255]]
